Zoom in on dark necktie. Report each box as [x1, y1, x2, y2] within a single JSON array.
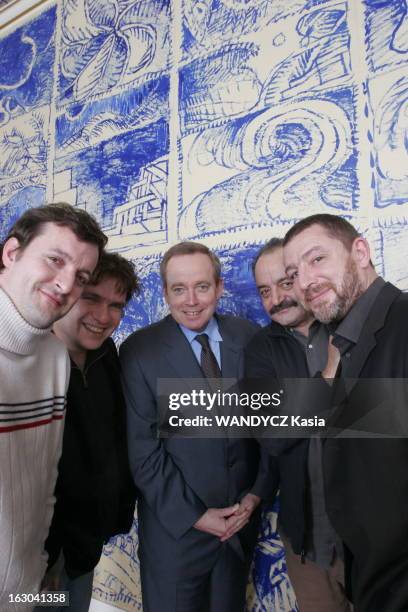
[[195, 333, 221, 379]]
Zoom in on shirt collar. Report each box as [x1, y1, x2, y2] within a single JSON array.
[[289, 319, 321, 343], [330, 277, 386, 345], [179, 316, 222, 345]]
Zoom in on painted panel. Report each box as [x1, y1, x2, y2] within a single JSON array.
[[58, 0, 170, 106], [0, 6, 56, 236]]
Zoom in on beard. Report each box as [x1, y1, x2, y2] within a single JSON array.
[[304, 259, 364, 324]]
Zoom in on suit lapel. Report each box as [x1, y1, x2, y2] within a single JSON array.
[[217, 315, 241, 379], [161, 316, 204, 386], [329, 283, 401, 431], [344, 283, 400, 384]]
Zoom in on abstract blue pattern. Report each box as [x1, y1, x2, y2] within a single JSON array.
[[58, 0, 170, 105], [179, 0, 356, 243], [368, 75, 408, 208], [372, 220, 408, 289], [93, 521, 142, 609], [365, 0, 408, 212], [54, 111, 169, 234], [182, 0, 335, 57], [365, 0, 408, 73], [0, 7, 55, 238], [179, 93, 357, 238], [0, 7, 56, 122], [249, 503, 298, 612]]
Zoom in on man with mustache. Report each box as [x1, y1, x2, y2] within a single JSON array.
[[283, 213, 408, 612], [245, 238, 351, 612]]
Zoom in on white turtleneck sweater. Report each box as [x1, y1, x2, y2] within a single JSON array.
[[0, 288, 70, 611]]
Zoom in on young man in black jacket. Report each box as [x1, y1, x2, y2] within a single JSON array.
[[245, 239, 351, 612], [41, 252, 140, 612]]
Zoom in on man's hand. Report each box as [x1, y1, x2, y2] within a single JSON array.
[[193, 504, 239, 537], [322, 336, 341, 380], [40, 569, 61, 592], [220, 493, 261, 542], [40, 553, 64, 592]]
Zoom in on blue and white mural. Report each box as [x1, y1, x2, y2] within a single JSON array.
[[364, 0, 408, 288], [1, 0, 408, 610], [58, 0, 170, 105], [0, 6, 56, 231]]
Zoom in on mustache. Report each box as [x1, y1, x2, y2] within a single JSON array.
[[269, 298, 299, 316]]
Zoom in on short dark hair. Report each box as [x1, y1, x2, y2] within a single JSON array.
[[283, 214, 360, 250], [160, 241, 221, 286], [252, 237, 283, 276], [0, 202, 107, 270], [89, 251, 140, 303]]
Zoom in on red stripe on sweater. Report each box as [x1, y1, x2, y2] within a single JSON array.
[[0, 414, 64, 433]]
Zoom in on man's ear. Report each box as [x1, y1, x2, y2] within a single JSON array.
[[216, 278, 224, 299], [1, 237, 21, 269], [351, 237, 371, 269]]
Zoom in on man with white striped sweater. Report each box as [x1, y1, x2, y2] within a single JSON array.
[[0, 203, 106, 611]]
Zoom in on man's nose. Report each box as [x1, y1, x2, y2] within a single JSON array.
[[297, 264, 315, 291], [185, 288, 198, 304], [55, 268, 76, 294], [93, 303, 110, 324], [270, 286, 281, 306]]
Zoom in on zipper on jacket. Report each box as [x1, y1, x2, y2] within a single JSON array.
[[71, 346, 108, 389]]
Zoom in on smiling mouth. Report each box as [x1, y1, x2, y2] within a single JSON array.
[[307, 288, 331, 304], [183, 311, 202, 317], [40, 290, 63, 307], [83, 323, 107, 335]]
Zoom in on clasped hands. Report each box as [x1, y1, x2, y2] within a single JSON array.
[[193, 493, 260, 542]]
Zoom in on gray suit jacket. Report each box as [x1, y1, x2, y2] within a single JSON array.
[[120, 314, 271, 577]]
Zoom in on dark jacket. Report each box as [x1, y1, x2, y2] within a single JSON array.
[[45, 338, 137, 578], [244, 320, 310, 554], [119, 314, 273, 584], [322, 283, 408, 612]]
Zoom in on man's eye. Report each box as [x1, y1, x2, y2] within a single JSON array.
[[282, 281, 293, 289], [259, 288, 271, 298], [76, 275, 89, 287], [111, 304, 124, 312], [173, 287, 184, 294], [47, 256, 62, 265], [313, 256, 324, 264], [197, 284, 209, 292]]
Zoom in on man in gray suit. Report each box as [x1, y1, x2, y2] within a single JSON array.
[[120, 241, 271, 612]]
